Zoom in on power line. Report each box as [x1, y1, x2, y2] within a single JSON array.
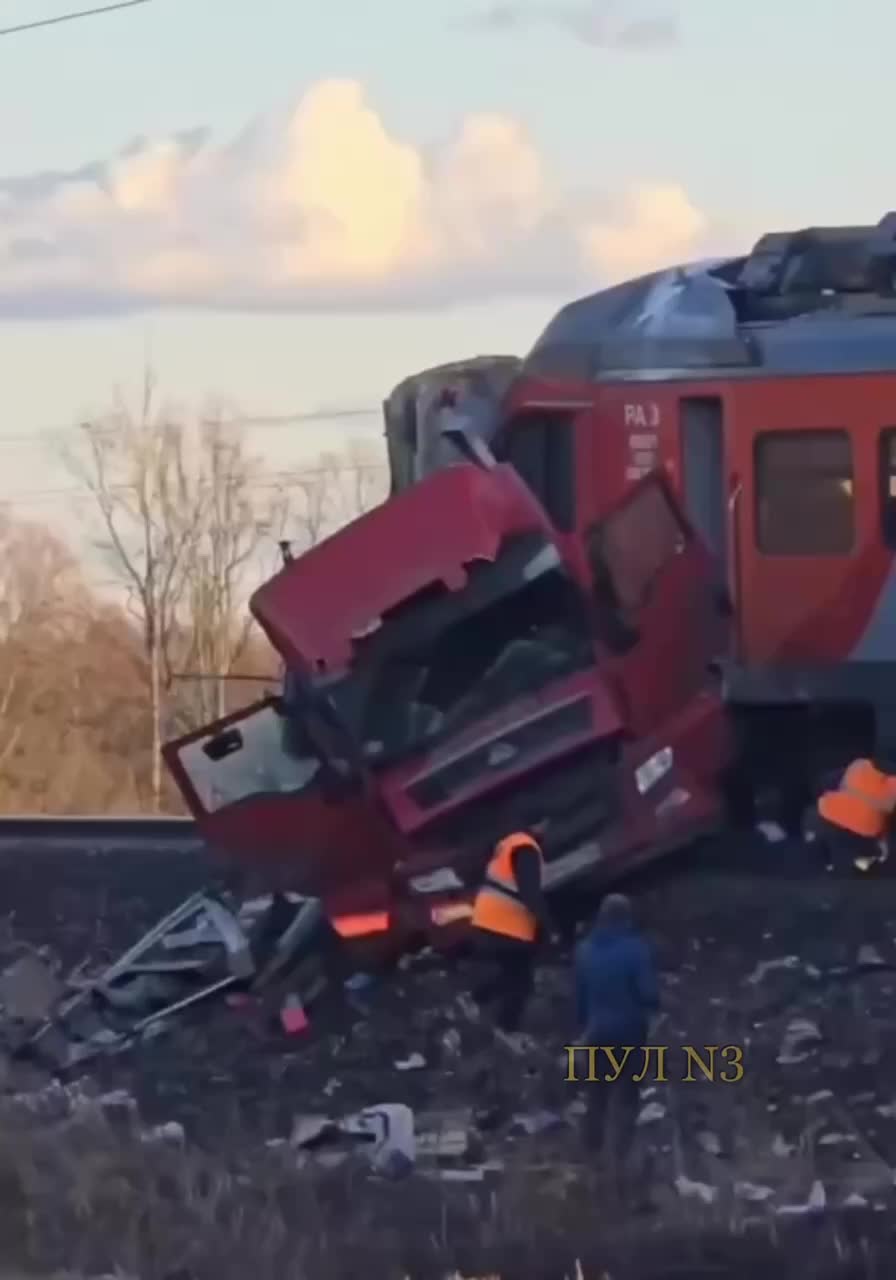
[[0, 0, 152, 38], [0, 406, 383, 447], [0, 460, 389, 505]]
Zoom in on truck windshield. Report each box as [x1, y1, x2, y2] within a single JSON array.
[[315, 537, 594, 768]]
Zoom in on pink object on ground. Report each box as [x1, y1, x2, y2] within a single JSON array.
[[281, 995, 309, 1034]]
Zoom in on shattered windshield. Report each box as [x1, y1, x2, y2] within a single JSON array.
[[315, 552, 594, 768], [175, 703, 321, 813]]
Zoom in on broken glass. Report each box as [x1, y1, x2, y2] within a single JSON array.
[[317, 563, 594, 768]]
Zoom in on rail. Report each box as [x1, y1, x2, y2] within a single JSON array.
[[0, 815, 199, 843]]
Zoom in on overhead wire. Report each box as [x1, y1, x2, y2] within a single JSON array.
[[0, 405, 383, 447], [0, 0, 152, 38], [0, 460, 389, 505]]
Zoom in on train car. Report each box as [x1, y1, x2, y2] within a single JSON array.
[[483, 213, 896, 815]]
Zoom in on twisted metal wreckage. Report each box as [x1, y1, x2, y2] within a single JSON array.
[[23, 891, 336, 1071]]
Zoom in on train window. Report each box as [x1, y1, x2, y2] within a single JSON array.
[[879, 430, 896, 547], [587, 477, 685, 613], [755, 430, 854, 555], [492, 410, 575, 532]]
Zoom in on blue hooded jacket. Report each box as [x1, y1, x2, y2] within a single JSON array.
[[575, 921, 660, 1044]]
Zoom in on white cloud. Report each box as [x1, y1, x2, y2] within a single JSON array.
[[0, 78, 732, 317]]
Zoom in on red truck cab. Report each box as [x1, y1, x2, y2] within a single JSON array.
[[163, 429, 732, 947]]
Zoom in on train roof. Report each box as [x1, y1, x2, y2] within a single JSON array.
[[522, 213, 896, 382]]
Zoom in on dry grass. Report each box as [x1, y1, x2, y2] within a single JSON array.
[[0, 1092, 890, 1280]]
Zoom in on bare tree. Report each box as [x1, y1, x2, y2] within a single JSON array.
[[0, 510, 159, 814], [177, 407, 286, 723], [339, 437, 387, 521], [285, 451, 343, 551], [64, 368, 206, 810]]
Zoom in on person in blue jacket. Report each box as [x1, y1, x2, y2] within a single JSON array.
[[575, 892, 659, 1191]]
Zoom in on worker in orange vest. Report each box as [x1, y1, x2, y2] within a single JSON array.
[[813, 756, 896, 873], [469, 830, 550, 1037]]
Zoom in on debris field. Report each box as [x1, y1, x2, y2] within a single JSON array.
[[0, 833, 896, 1226]]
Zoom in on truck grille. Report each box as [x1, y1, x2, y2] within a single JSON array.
[[405, 694, 593, 810]]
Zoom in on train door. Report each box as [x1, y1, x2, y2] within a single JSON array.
[[680, 397, 728, 592]]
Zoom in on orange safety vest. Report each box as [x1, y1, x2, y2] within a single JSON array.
[[817, 759, 896, 839], [470, 833, 543, 943]]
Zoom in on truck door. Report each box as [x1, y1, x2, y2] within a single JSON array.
[[585, 471, 731, 735], [162, 697, 398, 896], [680, 396, 728, 593]]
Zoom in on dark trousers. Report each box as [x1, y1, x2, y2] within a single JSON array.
[[813, 814, 883, 872], [584, 1071, 641, 1161], [582, 1022, 646, 1192], [471, 931, 535, 1032]]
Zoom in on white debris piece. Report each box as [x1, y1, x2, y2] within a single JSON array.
[[777, 1180, 826, 1216], [757, 821, 787, 844], [746, 955, 800, 985], [735, 1182, 775, 1202], [674, 1175, 718, 1205], [818, 1133, 852, 1146], [843, 1192, 869, 1208], [441, 1029, 462, 1056], [342, 1103, 415, 1177], [772, 1133, 795, 1157], [876, 1101, 896, 1119], [637, 1101, 666, 1126], [510, 1111, 564, 1136], [857, 944, 886, 968], [697, 1131, 722, 1156], [416, 1124, 469, 1158], [394, 1052, 426, 1071], [777, 1018, 823, 1065], [141, 1122, 185, 1146], [806, 1090, 834, 1105]]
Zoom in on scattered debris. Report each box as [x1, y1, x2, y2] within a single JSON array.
[[756, 821, 787, 844], [735, 1181, 775, 1202], [510, 1110, 565, 1136], [141, 1121, 186, 1147], [806, 1090, 834, 1105], [674, 1175, 718, 1205], [746, 955, 801, 985], [696, 1130, 722, 1156], [290, 1103, 416, 1177], [777, 1018, 823, 1065], [22, 888, 337, 1070], [637, 1101, 666, 1125], [341, 1103, 415, 1177], [857, 944, 887, 969], [395, 1051, 426, 1071], [280, 994, 309, 1035], [772, 1133, 796, 1157], [776, 1180, 826, 1216], [441, 1028, 462, 1056]]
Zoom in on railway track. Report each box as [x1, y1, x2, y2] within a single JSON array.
[[0, 815, 199, 846]]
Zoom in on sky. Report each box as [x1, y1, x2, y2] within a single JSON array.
[[1, 0, 896, 545]]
